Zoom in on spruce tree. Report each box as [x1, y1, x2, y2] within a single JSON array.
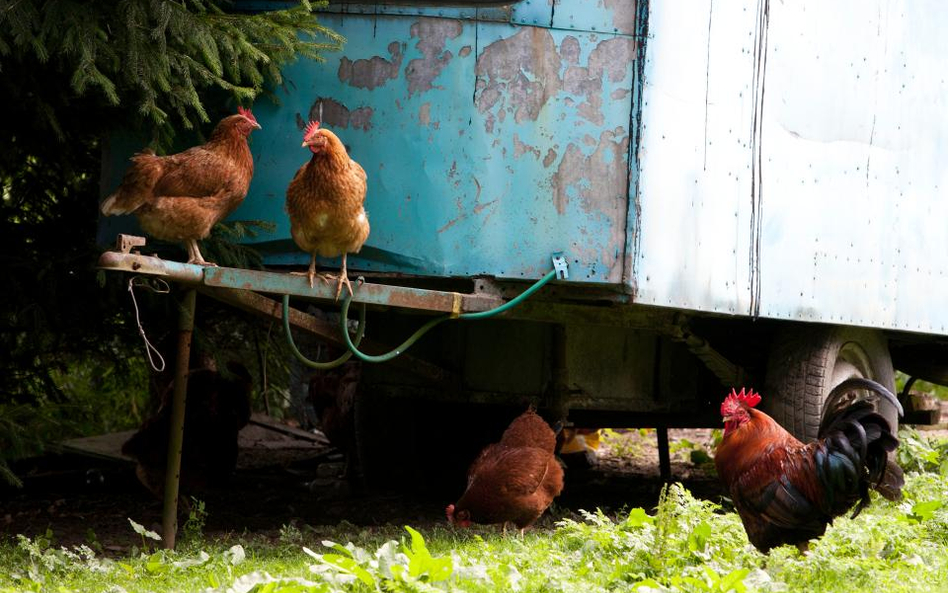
[[0, 0, 343, 137]]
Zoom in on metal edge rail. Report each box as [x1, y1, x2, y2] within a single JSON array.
[[97, 249, 506, 315]]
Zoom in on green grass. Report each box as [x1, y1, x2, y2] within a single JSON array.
[[3, 430, 948, 593]]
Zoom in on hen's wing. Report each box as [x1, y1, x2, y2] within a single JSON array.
[[466, 443, 505, 487], [481, 447, 553, 497], [150, 146, 244, 198]]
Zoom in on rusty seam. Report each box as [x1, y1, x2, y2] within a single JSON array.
[[623, 0, 650, 298]]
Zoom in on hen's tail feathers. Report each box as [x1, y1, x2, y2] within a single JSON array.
[[500, 409, 557, 452], [816, 378, 904, 518], [100, 150, 162, 216]]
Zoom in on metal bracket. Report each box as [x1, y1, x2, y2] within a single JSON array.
[[552, 253, 569, 280], [116, 234, 147, 255]]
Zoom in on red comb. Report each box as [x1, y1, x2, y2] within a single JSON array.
[[725, 387, 761, 409], [237, 106, 257, 124], [304, 120, 320, 138]]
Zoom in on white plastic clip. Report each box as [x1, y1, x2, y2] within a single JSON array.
[[551, 253, 569, 280]]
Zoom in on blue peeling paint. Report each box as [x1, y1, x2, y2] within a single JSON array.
[[188, 7, 639, 284]]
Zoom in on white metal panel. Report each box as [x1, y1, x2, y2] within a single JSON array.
[[635, 0, 948, 336], [634, 0, 761, 316], [759, 0, 948, 335]]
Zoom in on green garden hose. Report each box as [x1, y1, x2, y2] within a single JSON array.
[[339, 268, 559, 363], [282, 293, 367, 369]]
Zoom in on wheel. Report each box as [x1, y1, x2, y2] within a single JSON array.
[[763, 325, 896, 442]]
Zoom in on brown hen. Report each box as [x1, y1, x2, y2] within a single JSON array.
[[100, 107, 260, 265], [446, 409, 564, 534], [285, 121, 369, 298]]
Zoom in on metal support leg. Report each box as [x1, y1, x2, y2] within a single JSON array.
[[656, 425, 671, 483], [548, 324, 570, 423], [162, 288, 196, 549]]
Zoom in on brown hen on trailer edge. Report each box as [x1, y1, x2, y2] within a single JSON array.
[[100, 107, 260, 266], [285, 121, 369, 299]]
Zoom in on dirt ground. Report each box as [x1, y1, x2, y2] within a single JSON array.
[[0, 423, 721, 552]]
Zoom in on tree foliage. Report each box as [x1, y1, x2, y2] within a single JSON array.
[[1, 0, 343, 139]]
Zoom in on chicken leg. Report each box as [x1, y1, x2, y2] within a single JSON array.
[[186, 239, 216, 266], [290, 252, 332, 289], [334, 253, 354, 301]]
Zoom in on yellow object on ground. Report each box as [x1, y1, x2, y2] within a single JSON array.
[[559, 428, 601, 455]]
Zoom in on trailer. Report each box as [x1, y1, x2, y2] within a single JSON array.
[[99, 0, 948, 534]]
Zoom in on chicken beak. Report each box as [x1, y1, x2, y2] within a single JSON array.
[[301, 141, 308, 148], [253, 122, 262, 130]]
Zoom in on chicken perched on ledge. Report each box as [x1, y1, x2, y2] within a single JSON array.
[[714, 378, 903, 553], [446, 409, 564, 534], [100, 107, 261, 265], [285, 121, 369, 298]]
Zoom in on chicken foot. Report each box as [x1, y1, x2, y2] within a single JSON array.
[[290, 253, 334, 289], [288, 253, 354, 299], [186, 239, 216, 266]]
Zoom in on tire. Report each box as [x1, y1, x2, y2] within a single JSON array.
[[763, 325, 896, 442]]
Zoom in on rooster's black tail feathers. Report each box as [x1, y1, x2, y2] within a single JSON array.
[[816, 377, 904, 518]]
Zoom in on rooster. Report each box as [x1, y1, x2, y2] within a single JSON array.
[[100, 107, 261, 265], [285, 121, 369, 299], [446, 409, 564, 535], [714, 378, 904, 553]]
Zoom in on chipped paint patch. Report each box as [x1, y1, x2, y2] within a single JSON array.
[[604, 0, 638, 33], [543, 148, 557, 168], [552, 129, 629, 217], [406, 19, 463, 96], [419, 102, 431, 126], [350, 107, 374, 131], [459, 45, 472, 58], [302, 99, 374, 131], [513, 134, 541, 160], [476, 28, 563, 128], [563, 37, 637, 127], [308, 98, 350, 129], [338, 41, 404, 90]]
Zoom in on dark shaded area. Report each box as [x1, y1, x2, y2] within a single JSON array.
[[0, 428, 722, 551]]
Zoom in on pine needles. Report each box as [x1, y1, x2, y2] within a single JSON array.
[[0, 0, 344, 139]]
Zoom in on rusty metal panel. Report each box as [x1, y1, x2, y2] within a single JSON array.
[[632, 0, 948, 336], [227, 12, 637, 284]]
